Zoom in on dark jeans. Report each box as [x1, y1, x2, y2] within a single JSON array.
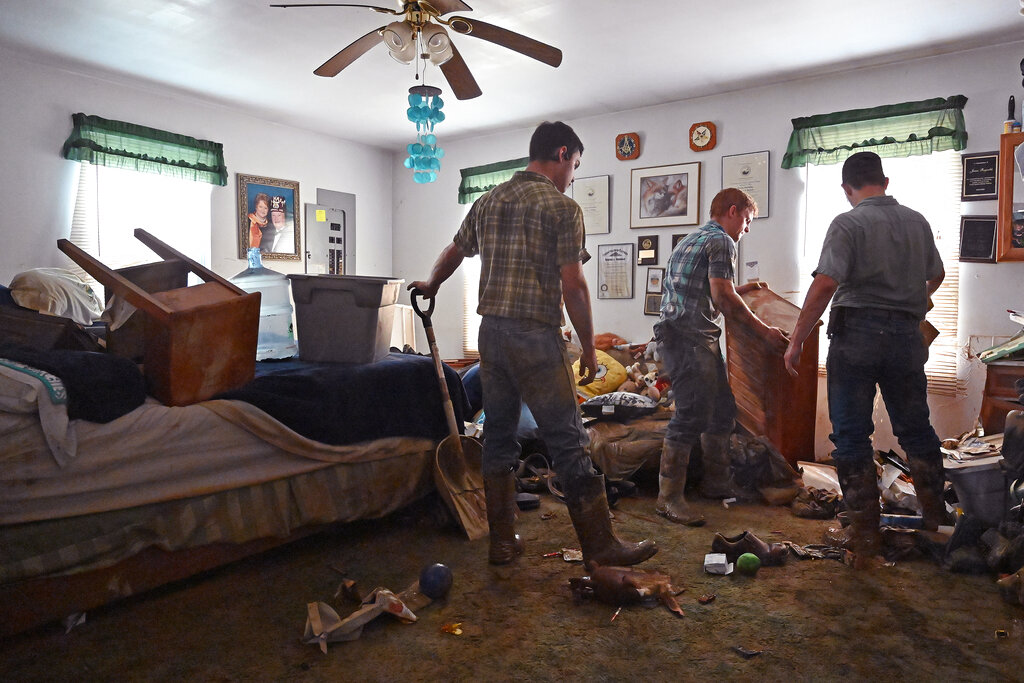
[[658, 327, 736, 446], [477, 316, 593, 482], [826, 307, 941, 466]]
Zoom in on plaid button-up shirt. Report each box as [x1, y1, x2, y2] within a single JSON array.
[[659, 220, 736, 345], [455, 171, 587, 327]]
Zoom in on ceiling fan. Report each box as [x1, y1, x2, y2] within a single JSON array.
[[270, 1, 562, 100]]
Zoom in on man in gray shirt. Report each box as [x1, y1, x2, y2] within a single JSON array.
[[784, 151, 946, 569]]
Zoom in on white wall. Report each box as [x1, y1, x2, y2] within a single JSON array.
[[0, 48, 394, 285], [392, 39, 1024, 456]]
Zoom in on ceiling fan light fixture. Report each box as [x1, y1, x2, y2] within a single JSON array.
[[382, 21, 416, 64], [420, 23, 453, 66]]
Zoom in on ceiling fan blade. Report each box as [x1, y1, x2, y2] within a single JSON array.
[[450, 17, 561, 67], [314, 26, 385, 77], [271, 3, 395, 10], [422, 0, 473, 15], [439, 43, 482, 100]]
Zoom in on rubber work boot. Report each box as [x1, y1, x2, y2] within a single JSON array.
[[565, 473, 658, 568], [835, 458, 884, 569], [484, 467, 524, 565], [698, 432, 739, 499], [656, 439, 706, 526], [907, 451, 952, 531]]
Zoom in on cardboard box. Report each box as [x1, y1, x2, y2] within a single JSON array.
[[288, 274, 403, 364]]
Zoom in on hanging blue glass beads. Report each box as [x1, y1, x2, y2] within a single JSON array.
[[404, 85, 446, 184]]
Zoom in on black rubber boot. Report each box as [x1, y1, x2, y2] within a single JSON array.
[[484, 468, 524, 565], [907, 451, 951, 531], [836, 458, 883, 569], [565, 473, 658, 568], [656, 439, 705, 526]]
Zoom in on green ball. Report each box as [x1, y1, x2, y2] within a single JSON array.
[[736, 552, 761, 575]]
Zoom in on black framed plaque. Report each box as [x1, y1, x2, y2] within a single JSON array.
[[961, 151, 998, 201], [637, 235, 659, 265], [959, 215, 997, 263]]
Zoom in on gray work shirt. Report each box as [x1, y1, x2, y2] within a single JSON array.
[[813, 195, 943, 320]]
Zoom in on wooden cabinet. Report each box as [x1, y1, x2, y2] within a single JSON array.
[[980, 361, 1024, 435], [725, 287, 820, 466]]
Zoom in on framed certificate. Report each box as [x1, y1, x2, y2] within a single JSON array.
[[571, 175, 610, 234], [722, 151, 770, 218]]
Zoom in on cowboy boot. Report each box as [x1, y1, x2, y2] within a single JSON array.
[[564, 473, 658, 568], [907, 451, 951, 531], [656, 439, 705, 526], [836, 458, 883, 569], [698, 432, 739, 499], [484, 467, 524, 565]]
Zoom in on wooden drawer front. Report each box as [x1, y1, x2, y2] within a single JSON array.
[[984, 363, 1024, 399]]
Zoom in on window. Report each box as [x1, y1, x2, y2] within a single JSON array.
[[70, 163, 213, 299], [62, 113, 225, 299], [800, 150, 963, 396], [462, 254, 481, 355]]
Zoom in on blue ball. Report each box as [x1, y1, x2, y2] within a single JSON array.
[[419, 563, 453, 598]]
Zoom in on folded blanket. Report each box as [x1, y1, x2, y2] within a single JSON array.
[[216, 352, 471, 446], [0, 344, 146, 423]]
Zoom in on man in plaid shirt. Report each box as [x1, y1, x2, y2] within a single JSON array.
[[655, 188, 787, 526], [411, 122, 657, 569]]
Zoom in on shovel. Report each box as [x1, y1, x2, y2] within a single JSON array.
[[411, 289, 488, 541]]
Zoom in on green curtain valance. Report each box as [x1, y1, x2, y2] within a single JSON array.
[[781, 95, 968, 169], [61, 113, 228, 186], [458, 156, 530, 204]]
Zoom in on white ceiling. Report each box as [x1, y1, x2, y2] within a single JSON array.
[[1, 0, 1022, 149]]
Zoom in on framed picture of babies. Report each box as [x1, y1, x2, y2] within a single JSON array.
[[630, 162, 700, 229], [237, 174, 301, 260]]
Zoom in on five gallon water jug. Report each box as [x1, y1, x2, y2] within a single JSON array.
[[230, 248, 297, 360]]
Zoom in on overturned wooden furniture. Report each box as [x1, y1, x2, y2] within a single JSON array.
[[726, 287, 820, 467], [58, 230, 260, 406]]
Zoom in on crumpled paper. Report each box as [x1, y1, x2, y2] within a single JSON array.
[[303, 587, 418, 653]]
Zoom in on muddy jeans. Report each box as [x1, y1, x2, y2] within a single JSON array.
[[826, 307, 941, 466], [477, 316, 594, 482], [657, 326, 736, 446]]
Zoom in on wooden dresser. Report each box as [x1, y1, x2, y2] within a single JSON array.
[[725, 287, 820, 466], [979, 360, 1024, 435]]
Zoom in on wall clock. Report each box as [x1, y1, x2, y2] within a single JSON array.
[[689, 121, 716, 152], [616, 132, 640, 160]]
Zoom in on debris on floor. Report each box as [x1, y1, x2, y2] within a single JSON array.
[[569, 563, 685, 617], [303, 587, 418, 653]]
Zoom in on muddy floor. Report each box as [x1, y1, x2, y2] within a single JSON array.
[[2, 474, 1022, 681]]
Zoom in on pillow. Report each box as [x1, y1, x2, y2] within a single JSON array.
[[581, 391, 658, 421], [8, 268, 103, 326], [572, 349, 626, 399]]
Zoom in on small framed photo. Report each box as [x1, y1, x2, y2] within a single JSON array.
[[237, 174, 301, 260], [646, 267, 665, 294], [644, 292, 663, 316], [596, 243, 635, 300], [630, 162, 700, 228], [637, 235, 659, 265], [959, 215, 997, 263], [961, 152, 998, 202]]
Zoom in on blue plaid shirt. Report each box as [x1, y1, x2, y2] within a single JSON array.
[[658, 220, 736, 345]]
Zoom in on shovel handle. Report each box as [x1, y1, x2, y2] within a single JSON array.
[[410, 289, 461, 439], [410, 289, 435, 326]]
